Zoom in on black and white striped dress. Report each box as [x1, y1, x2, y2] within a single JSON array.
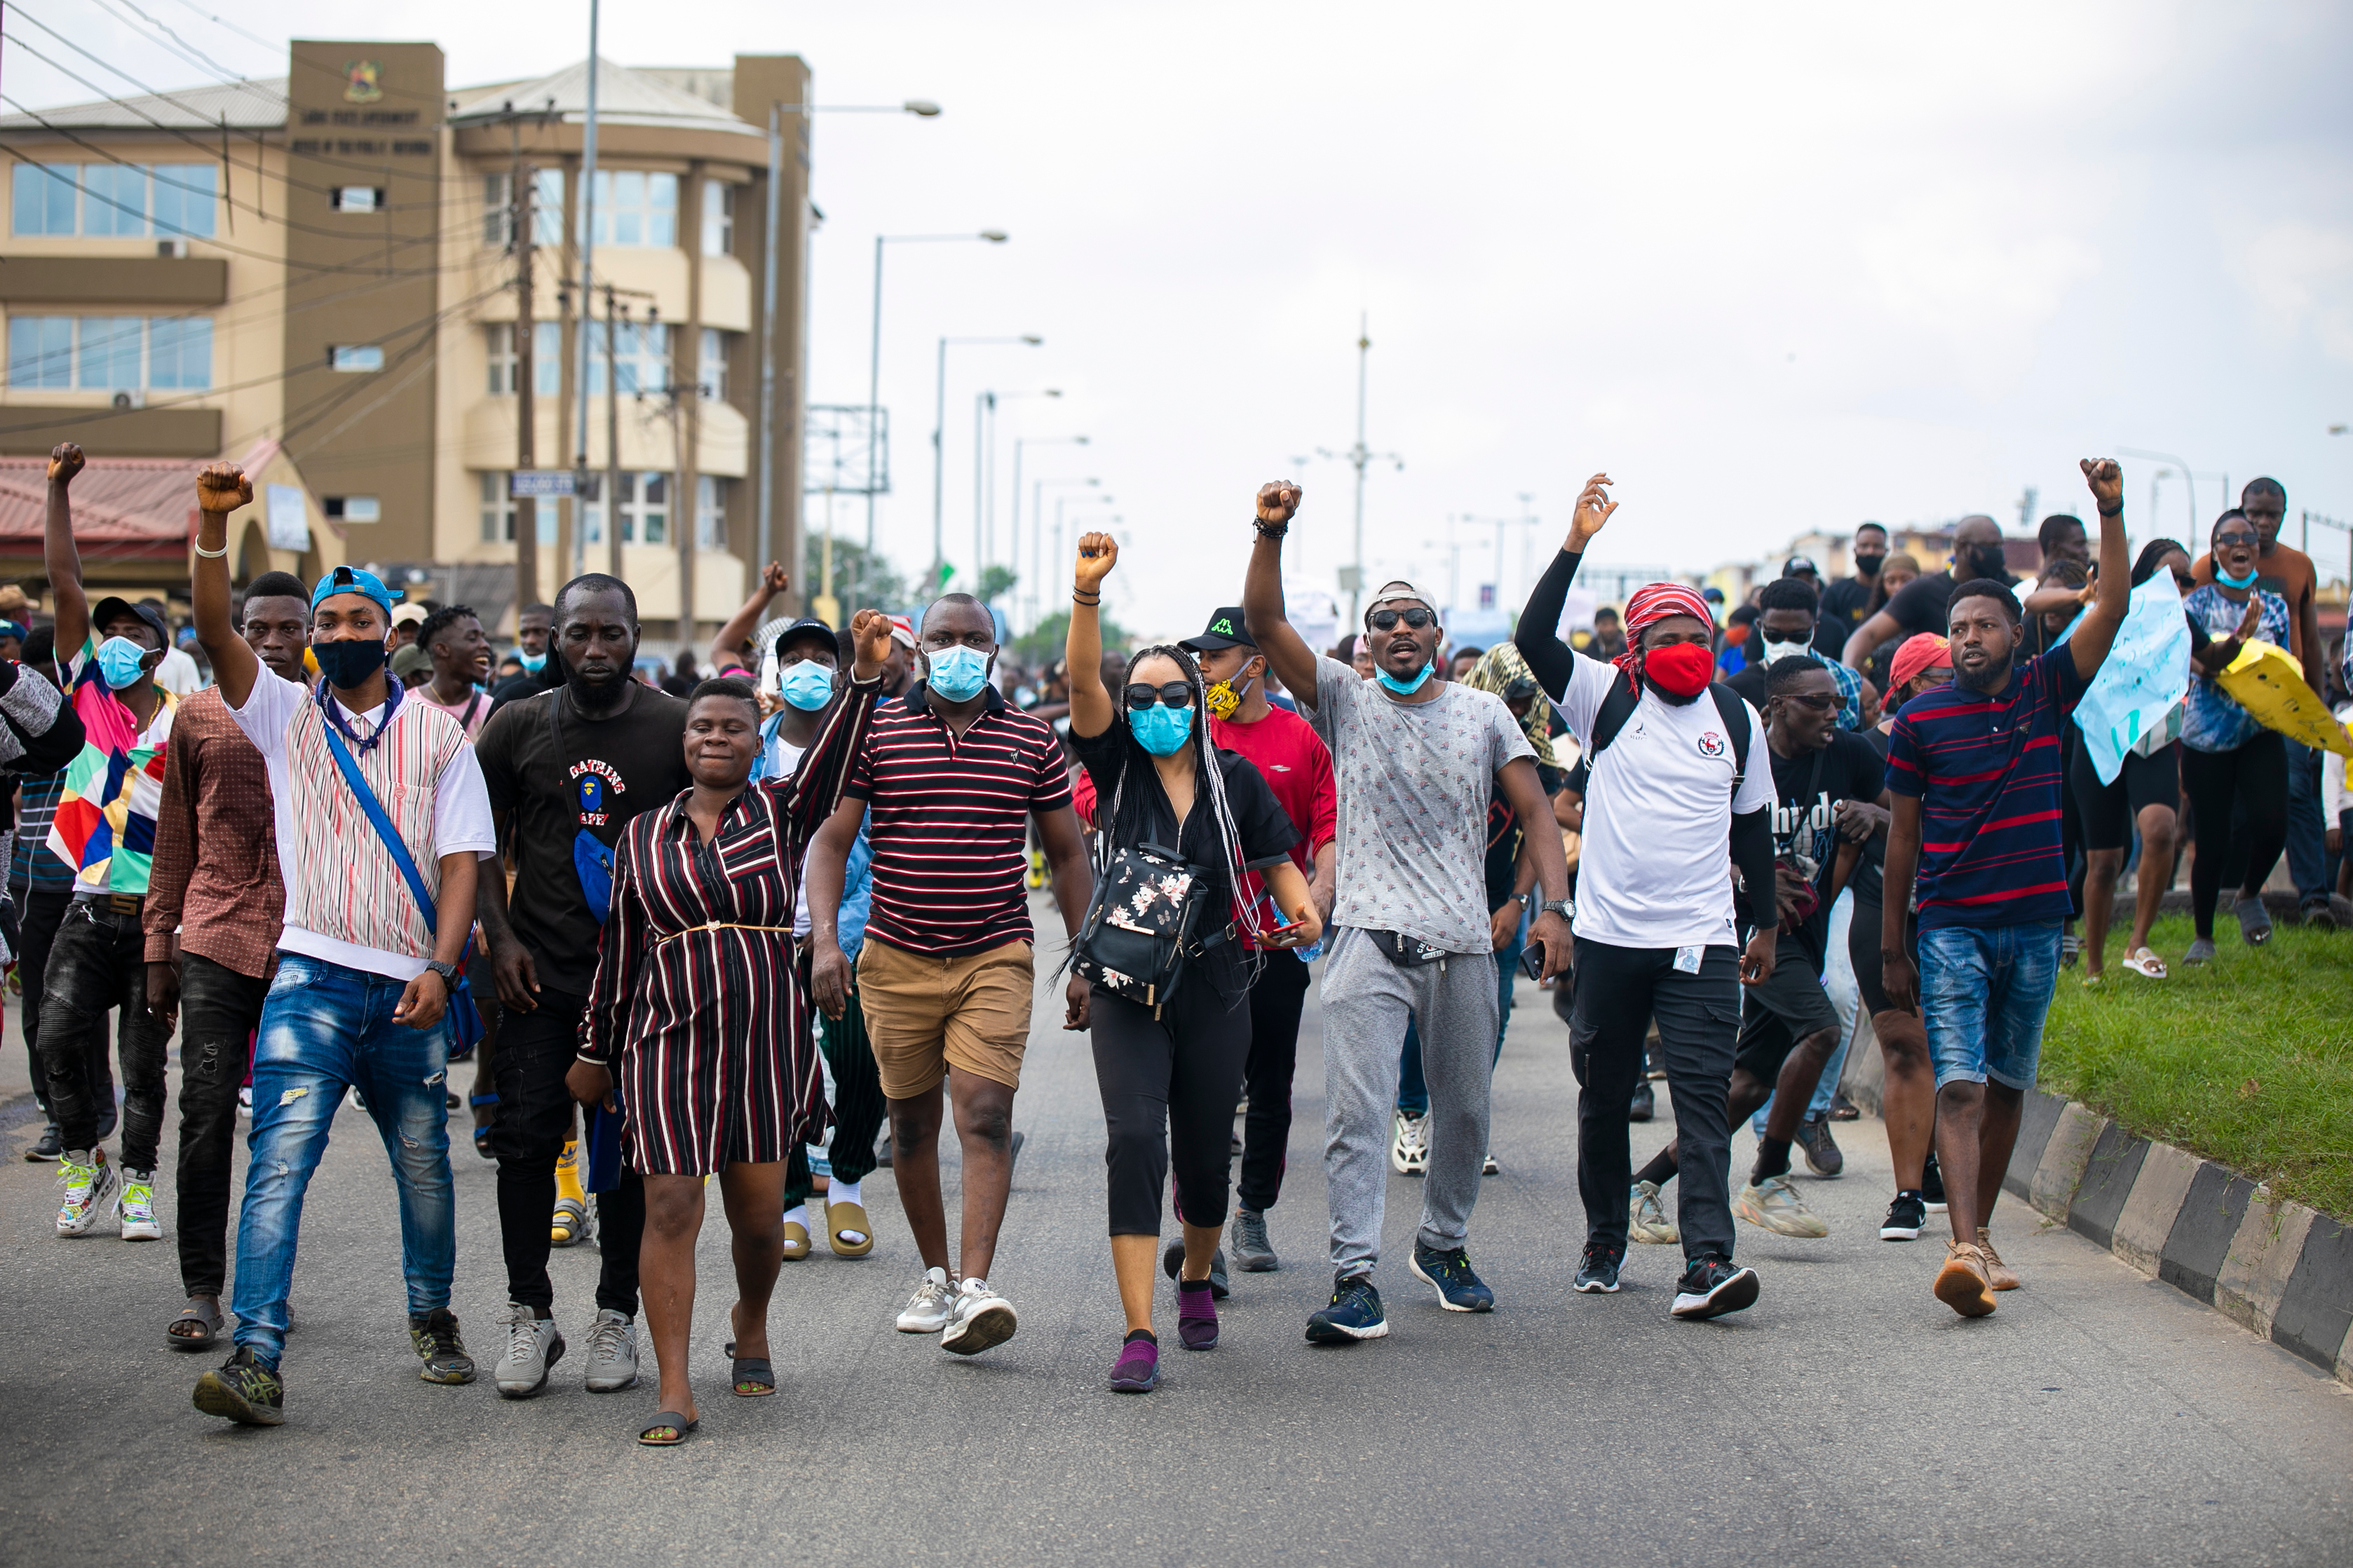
[[578, 677, 879, 1176]]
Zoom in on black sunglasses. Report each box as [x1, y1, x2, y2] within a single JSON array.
[[1125, 681, 1195, 711], [2213, 531, 2260, 549], [1777, 690, 1839, 712], [1367, 607, 1435, 630]]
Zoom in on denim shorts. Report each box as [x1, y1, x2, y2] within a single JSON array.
[[1917, 918, 2063, 1092]]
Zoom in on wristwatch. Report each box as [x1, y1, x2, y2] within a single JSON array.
[[1539, 898, 1572, 920], [423, 959, 459, 986]]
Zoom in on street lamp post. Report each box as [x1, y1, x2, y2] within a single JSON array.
[[978, 388, 1059, 588], [1034, 476, 1100, 625], [1312, 313, 1404, 627], [865, 229, 1007, 557], [1012, 434, 1087, 629], [933, 334, 1041, 592]]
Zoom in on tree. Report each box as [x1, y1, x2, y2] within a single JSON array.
[[975, 564, 1018, 605], [801, 535, 909, 616], [1010, 607, 1128, 669]]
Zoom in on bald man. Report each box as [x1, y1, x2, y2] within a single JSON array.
[[1841, 516, 2017, 669]]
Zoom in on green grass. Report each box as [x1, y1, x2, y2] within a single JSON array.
[[2042, 914, 2353, 1221]]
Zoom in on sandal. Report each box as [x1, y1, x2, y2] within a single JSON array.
[[825, 1199, 875, 1257], [550, 1197, 590, 1248], [2233, 896, 2273, 946], [470, 1093, 499, 1159], [165, 1296, 223, 1351], [2123, 946, 2168, 979], [780, 1219, 811, 1261], [731, 1354, 775, 1397], [637, 1411, 698, 1445]]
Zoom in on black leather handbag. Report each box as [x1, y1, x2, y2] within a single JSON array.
[[1071, 840, 1215, 1013]]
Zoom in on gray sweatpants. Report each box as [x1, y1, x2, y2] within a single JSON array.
[[1320, 926, 1500, 1274]]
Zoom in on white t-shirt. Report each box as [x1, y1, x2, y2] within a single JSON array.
[[229, 670, 499, 981], [154, 646, 203, 695], [1557, 650, 1775, 951], [765, 733, 815, 937]]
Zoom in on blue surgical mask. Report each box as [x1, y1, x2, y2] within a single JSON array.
[[1376, 660, 1435, 696], [925, 643, 991, 702], [1130, 702, 1194, 756], [778, 659, 836, 711], [2216, 564, 2260, 590], [518, 649, 548, 674], [93, 635, 151, 690]]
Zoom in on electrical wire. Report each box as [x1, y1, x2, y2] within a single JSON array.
[[86, 0, 276, 107], [168, 0, 276, 57]]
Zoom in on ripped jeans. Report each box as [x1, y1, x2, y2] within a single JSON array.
[[231, 954, 455, 1362]]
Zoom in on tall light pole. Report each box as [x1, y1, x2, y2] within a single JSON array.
[[571, 1, 601, 575], [933, 334, 1041, 592], [979, 388, 1059, 585], [1012, 434, 1087, 629], [1035, 476, 1099, 625], [865, 228, 1005, 558], [1315, 313, 1403, 627], [2118, 446, 2201, 538]]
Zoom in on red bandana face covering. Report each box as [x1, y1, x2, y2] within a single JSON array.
[[1641, 641, 1714, 697]]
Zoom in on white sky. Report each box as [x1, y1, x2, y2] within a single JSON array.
[[12, 1, 2353, 642]]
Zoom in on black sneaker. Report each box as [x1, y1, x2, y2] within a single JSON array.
[[194, 1347, 284, 1426], [1408, 1242, 1495, 1312], [1671, 1255, 1760, 1320], [1162, 1239, 1230, 1298], [1303, 1272, 1388, 1343], [1628, 1080, 1655, 1123], [1798, 1112, 1844, 1177], [25, 1124, 62, 1161], [409, 1307, 476, 1384], [1573, 1241, 1623, 1294], [1921, 1150, 1948, 1213], [1879, 1192, 1927, 1241]]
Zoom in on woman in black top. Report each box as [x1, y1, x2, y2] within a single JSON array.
[[1064, 533, 1320, 1393]]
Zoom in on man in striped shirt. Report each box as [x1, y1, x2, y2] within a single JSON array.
[[807, 592, 1093, 1356], [187, 463, 499, 1428], [1881, 458, 2130, 1319]]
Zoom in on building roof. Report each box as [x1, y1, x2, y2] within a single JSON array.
[[0, 76, 289, 133], [447, 57, 763, 142], [0, 456, 203, 561]]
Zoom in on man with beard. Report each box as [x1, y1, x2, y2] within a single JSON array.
[[1841, 514, 2018, 669], [472, 573, 693, 1396], [1880, 459, 2130, 1318], [1813, 522, 1888, 660], [1514, 474, 1779, 1321]]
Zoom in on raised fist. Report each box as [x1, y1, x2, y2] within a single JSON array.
[[196, 463, 252, 515], [1256, 482, 1302, 526], [759, 561, 789, 596], [849, 606, 893, 678], [2080, 458, 2123, 513], [47, 442, 84, 486], [1074, 531, 1118, 590]]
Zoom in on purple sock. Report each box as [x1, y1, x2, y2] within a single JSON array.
[[1177, 1279, 1219, 1351]]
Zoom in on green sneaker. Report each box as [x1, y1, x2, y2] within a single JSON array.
[[194, 1348, 284, 1426], [409, 1307, 476, 1384]]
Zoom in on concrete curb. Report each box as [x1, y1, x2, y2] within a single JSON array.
[[2003, 1087, 2353, 1387]]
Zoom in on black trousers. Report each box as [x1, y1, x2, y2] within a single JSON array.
[[1570, 936, 1740, 1262], [2182, 732, 2287, 940], [175, 951, 269, 1298], [491, 987, 642, 1317], [1090, 975, 1252, 1236], [1235, 949, 1313, 1213], [36, 898, 170, 1170], [785, 977, 888, 1208], [15, 878, 107, 1124]]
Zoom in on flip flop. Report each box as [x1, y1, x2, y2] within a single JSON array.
[[2123, 947, 2168, 979], [637, 1411, 698, 1445], [825, 1199, 875, 1257], [165, 1297, 222, 1351], [780, 1219, 811, 1261]]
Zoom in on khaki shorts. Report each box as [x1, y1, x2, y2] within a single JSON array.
[[857, 937, 1034, 1100]]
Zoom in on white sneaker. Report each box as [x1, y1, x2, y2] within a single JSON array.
[[1390, 1110, 1430, 1176], [940, 1276, 1017, 1355], [55, 1149, 114, 1236], [116, 1167, 161, 1241], [895, 1267, 956, 1333], [1734, 1175, 1830, 1239], [491, 1302, 565, 1397], [581, 1308, 637, 1392], [1629, 1180, 1679, 1244]]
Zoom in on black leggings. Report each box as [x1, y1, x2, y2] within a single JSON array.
[[1236, 949, 1312, 1213], [1090, 976, 1252, 1237], [2181, 731, 2287, 940]]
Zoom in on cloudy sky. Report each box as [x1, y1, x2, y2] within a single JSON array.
[[14, 2, 2353, 641]]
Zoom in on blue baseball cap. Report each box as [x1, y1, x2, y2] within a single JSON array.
[[0, 621, 26, 643], [311, 564, 393, 619]]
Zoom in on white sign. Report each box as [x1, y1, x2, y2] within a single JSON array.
[[265, 484, 310, 551], [1556, 587, 1598, 641], [1282, 578, 1341, 658]]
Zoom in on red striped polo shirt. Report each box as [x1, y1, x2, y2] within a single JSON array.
[[846, 682, 1073, 956], [1884, 650, 2087, 932]]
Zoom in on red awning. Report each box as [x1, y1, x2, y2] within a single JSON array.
[[0, 456, 203, 563]]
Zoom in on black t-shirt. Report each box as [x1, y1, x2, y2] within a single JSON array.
[[1481, 763, 1563, 913], [1883, 569, 2021, 640], [489, 658, 564, 716], [1766, 728, 1885, 963], [475, 681, 694, 997], [1852, 726, 1892, 906], [1815, 577, 1876, 658]]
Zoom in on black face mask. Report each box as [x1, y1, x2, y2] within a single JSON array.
[[1854, 552, 1885, 578], [311, 636, 388, 690], [1961, 544, 2008, 581]]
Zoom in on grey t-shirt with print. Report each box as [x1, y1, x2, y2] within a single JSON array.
[[1307, 654, 1535, 954]]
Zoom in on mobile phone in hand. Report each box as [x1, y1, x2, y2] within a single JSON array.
[[1519, 940, 1547, 981]]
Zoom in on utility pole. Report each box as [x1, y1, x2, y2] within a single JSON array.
[[510, 123, 538, 619], [1315, 313, 1402, 628], [604, 285, 623, 578], [572, 0, 601, 576], [758, 102, 782, 572]]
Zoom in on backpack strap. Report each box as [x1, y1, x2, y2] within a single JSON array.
[[1708, 682, 1752, 792], [1582, 676, 1751, 798]]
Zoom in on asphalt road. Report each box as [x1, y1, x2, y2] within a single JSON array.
[[4, 906, 2349, 1567]]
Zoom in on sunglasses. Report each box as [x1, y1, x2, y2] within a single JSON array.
[[1367, 607, 1435, 630], [1124, 681, 1196, 711], [2213, 531, 2260, 549], [1777, 690, 1839, 711]]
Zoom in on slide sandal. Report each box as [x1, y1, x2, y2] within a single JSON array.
[[637, 1411, 698, 1446], [780, 1219, 811, 1261], [826, 1200, 875, 1257], [731, 1355, 775, 1397], [2123, 947, 2168, 979], [165, 1297, 222, 1351], [470, 1093, 499, 1159]]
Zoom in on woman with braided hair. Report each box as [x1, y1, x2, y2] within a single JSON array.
[[1064, 532, 1320, 1393]]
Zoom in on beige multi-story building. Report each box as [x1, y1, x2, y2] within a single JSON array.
[[0, 41, 815, 640]]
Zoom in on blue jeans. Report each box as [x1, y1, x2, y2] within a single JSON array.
[[2284, 737, 2328, 906], [1917, 920, 2062, 1093], [231, 955, 456, 1362], [1398, 915, 1524, 1116]]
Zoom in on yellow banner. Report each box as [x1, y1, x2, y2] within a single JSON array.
[[2218, 639, 2353, 758]]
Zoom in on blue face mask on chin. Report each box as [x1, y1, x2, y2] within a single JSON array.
[[1376, 660, 1435, 696], [2216, 564, 2260, 590], [777, 658, 836, 711], [1130, 702, 1194, 756], [517, 648, 548, 674], [925, 643, 992, 702], [93, 635, 152, 690]]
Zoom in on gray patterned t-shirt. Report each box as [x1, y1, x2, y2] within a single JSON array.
[[1307, 655, 1535, 953]]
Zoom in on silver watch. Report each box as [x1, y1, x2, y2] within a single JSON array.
[[1538, 898, 1572, 920]]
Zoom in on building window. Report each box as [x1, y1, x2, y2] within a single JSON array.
[[6, 315, 211, 391], [479, 471, 560, 544], [482, 169, 565, 247], [331, 344, 385, 372], [583, 320, 668, 395], [332, 186, 384, 212], [583, 471, 667, 545], [10, 163, 217, 238], [585, 170, 677, 249], [696, 473, 727, 551], [699, 328, 730, 401], [325, 496, 381, 524], [486, 321, 562, 396], [701, 181, 733, 256]]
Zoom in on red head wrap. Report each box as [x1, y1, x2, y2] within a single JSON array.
[[1615, 582, 1717, 691]]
